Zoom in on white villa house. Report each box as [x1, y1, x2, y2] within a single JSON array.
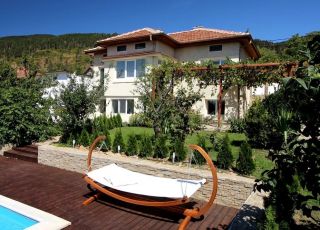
[[84, 27, 261, 123]]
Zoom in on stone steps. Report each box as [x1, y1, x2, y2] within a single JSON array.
[[4, 145, 38, 163]]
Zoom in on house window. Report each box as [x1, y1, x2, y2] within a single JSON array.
[[209, 45, 222, 52], [116, 59, 145, 78], [100, 68, 105, 87], [136, 59, 145, 77], [117, 45, 127, 52], [112, 99, 135, 114], [135, 43, 146, 49], [206, 100, 225, 115], [112, 100, 119, 113], [207, 100, 216, 115], [127, 99, 134, 114], [116, 61, 125, 78], [127, 61, 135, 77]]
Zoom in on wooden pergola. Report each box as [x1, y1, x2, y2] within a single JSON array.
[[194, 62, 298, 128], [150, 62, 298, 129]]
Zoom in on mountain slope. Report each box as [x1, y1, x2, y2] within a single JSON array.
[[0, 33, 116, 74]]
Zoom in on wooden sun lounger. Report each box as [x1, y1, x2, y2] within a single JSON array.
[[82, 136, 218, 230]]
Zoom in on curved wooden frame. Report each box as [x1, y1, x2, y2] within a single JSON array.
[[83, 136, 218, 230]]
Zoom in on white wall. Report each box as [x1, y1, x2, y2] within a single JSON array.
[[107, 41, 154, 56], [155, 41, 175, 57], [100, 56, 157, 122], [251, 83, 280, 96], [175, 42, 240, 62]]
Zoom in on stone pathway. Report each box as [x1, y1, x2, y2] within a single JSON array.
[[229, 190, 268, 229]]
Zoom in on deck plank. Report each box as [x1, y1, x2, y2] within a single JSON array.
[[0, 157, 238, 229]]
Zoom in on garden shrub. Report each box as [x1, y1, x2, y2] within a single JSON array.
[[58, 76, 99, 143], [128, 114, 152, 127], [78, 128, 90, 146], [256, 36, 320, 228], [229, 118, 245, 133], [192, 134, 207, 165], [0, 61, 55, 146], [153, 135, 169, 158], [244, 95, 286, 149], [212, 134, 223, 152], [112, 130, 125, 153], [126, 134, 138, 156], [263, 205, 279, 230], [188, 110, 203, 132], [216, 134, 233, 169], [173, 138, 187, 162], [103, 130, 112, 150], [138, 135, 153, 158], [236, 141, 255, 175], [115, 114, 122, 127], [243, 100, 270, 148], [66, 134, 76, 146]]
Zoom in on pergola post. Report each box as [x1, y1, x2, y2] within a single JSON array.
[[218, 79, 222, 129]]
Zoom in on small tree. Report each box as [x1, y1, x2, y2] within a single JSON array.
[[57, 76, 100, 143], [192, 135, 207, 165], [115, 114, 122, 127], [216, 134, 233, 169], [153, 135, 168, 158], [126, 134, 138, 156], [0, 60, 55, 146], [139, 135, 153, 158], [78, 128, 90, 147], [136, 60, 203, 141], [112, 130, 125, 153], [236, 141, 255, 175], [174, 138, 187, 162], [103, 130, 112, 150]]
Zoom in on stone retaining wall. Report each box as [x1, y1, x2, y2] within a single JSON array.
[[38, 144, 254, 208]]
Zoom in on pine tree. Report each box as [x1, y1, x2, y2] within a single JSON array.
[[236, 141, 255, 175], [78, 128, 90, 147], [112, 130, 125, 153], [154, 135, 168, 158], [116, 114, 122, 127], [192, 135, 207, 165], [174, 138, 187, 162], [139, 135, 153, 158], [103, 130, 111, 150], [217, 134, 234, 169], [126, 134, 138, 156]]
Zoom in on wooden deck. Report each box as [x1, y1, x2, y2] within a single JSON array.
[[0, 157, 238, 229]]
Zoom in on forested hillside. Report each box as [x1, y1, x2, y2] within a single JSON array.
[[254, 31, 320, 62], [0, 33, 116, 74]]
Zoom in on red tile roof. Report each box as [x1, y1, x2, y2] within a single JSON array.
[[168, 27, 249, 43], [97, 28, 163, 43], [90, 27, 260, 59]]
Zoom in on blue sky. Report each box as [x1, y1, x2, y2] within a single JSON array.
[[1, 0, 319, 41]]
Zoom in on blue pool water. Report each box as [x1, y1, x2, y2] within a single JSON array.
[[0, 205, 38, 230]]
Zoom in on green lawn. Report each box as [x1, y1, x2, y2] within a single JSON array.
[[109, 126, 273, 178], [109, 127, 154, 142]]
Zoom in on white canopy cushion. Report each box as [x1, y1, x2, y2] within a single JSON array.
[[87, 163, 206, 199]]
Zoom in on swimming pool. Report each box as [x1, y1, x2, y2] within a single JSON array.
[[0, 205, 38, 229], [0, 195, 71, 229]]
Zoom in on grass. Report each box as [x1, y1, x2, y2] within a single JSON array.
[[109, 126, 154, 142], [109, 126, 273, 178]]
